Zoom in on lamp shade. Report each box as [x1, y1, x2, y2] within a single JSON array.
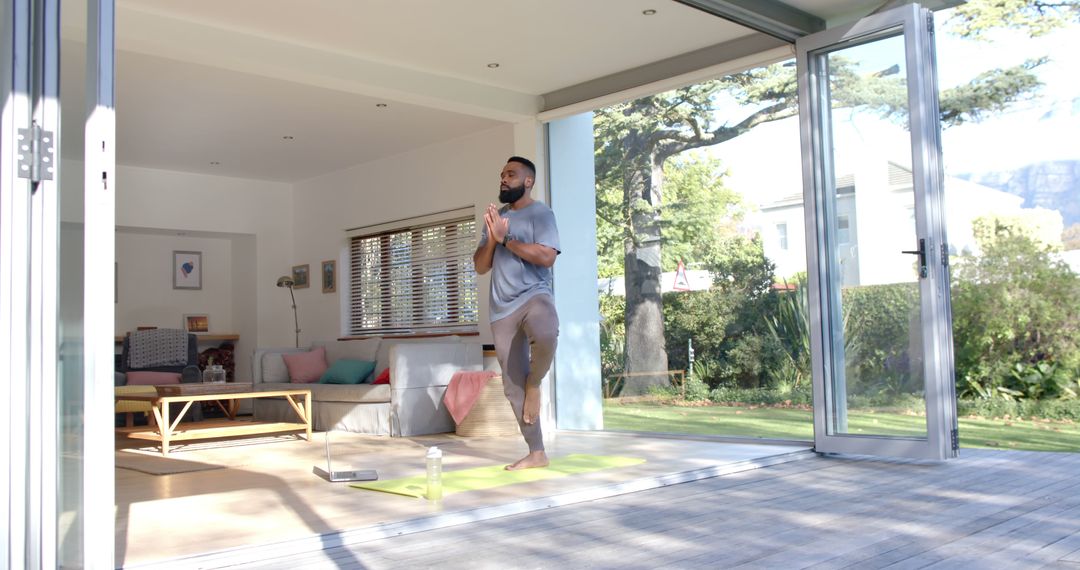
[[276, 275, 294, 288]]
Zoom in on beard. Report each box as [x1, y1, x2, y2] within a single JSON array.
[[498, 183, 526, 204]]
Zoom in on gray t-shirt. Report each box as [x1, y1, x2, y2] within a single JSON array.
[[479, 201, 561, 322]]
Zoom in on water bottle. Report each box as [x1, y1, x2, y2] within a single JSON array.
[[426, 446, 443, 501]]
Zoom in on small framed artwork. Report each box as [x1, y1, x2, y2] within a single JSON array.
[[321, 259, 336, 294], [173, 250, 202, 290], [183, 314, 209, 333], [292, 264, 310, 289]]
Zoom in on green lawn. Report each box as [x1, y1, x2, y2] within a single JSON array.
[[603, 401, 1080, 452]]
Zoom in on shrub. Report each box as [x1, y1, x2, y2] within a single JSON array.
[[763, 284, 811, 389], [842, 283, 920, 397], [708, 385, 814, 407], [951, 218, 1080, 399], [663, 288, 782, 390], [681, 375, 712, 402], [956, 398, 1080, 421], [599, 294, 627, 395]]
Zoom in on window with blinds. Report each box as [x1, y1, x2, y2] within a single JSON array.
[[348, 215, 479, 336]]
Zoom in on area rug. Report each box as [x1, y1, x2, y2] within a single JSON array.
[[114, 452, 226, 475], [350, 454, 645, 498]]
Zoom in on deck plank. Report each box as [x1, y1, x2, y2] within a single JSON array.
[[183, 448, 1080, 570]]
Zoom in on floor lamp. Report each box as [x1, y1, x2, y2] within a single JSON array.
[[276, 275, 301, 348]]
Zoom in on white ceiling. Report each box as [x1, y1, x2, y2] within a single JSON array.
[[60, 0, 886, 183]]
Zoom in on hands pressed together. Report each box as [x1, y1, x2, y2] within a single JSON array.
[[484, 203, 508, 245]]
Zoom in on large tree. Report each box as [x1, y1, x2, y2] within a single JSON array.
[[595, 0, 1075, 395]]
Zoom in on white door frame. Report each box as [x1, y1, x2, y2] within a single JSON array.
[[82, 1, 118, 565], [797, 3, 958, 461], [2, 0, 115, 567]]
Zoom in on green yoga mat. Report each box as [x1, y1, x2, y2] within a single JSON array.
[[350, 454, 645, 499]]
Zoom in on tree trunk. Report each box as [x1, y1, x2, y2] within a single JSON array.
[[621, 132, 669, 395]]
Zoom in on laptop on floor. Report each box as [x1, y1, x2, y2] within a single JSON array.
[[312, 431, 378, 482]]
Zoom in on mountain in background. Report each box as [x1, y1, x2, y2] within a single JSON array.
[[954, 97, 1080, 229], [956, 159, 1080, 227]]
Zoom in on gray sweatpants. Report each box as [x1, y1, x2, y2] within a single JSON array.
[[490, 294, 559, 452]]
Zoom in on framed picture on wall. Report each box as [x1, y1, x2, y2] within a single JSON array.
[[183, 314, 209, 333], [292, 264, 310, 289], [321, 259, 336, 294], [173, 250, 202, 290]]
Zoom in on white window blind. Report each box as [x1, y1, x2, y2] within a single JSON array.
[[348, 215, 479, 336]]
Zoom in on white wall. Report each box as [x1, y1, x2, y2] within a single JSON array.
[[106, 162, 293, 381], [115, 231, 233, 333], [291, 124, 516, 344]]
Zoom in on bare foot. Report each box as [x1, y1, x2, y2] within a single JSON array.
[[523, 383, 541, 425], [506, 450, 548, 471]]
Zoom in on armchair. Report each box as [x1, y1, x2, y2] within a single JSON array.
[[115, 329, 203, 425]]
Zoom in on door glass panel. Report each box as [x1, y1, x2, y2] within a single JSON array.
[[58, 0, 88, 565], [822, 34, 928, 438]]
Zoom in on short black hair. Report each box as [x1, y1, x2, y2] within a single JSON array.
[[507, 156, 536, 177]]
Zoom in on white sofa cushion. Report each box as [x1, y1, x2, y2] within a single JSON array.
[[375, 335, 462, 375], [261, 353, 292, 383], [257, 382, 390, 404], [315, 338, 381, 366]]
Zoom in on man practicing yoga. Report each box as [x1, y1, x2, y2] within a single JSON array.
[[473, 156, 560, 471]]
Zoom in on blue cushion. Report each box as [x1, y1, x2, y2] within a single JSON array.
[[319, 359, 376, 385]]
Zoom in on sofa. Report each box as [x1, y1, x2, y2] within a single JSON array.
[[251, 336, 482, 436]]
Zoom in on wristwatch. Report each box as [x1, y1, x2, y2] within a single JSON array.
[[502, 232, 514, 246]]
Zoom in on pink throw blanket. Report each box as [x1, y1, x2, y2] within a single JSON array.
[[443, 370, 498, 425]]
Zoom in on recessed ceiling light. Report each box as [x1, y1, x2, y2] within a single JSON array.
[[376, 103, 388, 108], [487, 62, 500, 69], [282, 135, 294, 140], [642, 9, 657, 15], [210, 161, 220, 165]]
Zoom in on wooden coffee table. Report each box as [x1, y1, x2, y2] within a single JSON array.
[[115, 383, 312, 455]]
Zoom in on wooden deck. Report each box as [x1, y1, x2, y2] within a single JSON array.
[[209, 448, 1080, 569]]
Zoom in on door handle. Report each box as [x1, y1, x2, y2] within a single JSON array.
[[901, 238, 928, 278]]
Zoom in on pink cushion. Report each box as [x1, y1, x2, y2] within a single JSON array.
[[283, 347, 328, 383], [126, 371, 181, 386]]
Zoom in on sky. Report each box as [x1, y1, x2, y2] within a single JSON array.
[[935, 13, 1080, 174], [698, 8, 1080, 208]]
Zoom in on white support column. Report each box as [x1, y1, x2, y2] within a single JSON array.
[[513, 119, 546, 202], [548, 112, 603, 430]]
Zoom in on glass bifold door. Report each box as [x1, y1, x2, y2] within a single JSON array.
[[796, 3, 959, 461]]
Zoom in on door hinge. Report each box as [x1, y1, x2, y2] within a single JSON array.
[[941, 243, 949, 267], [951, 428, 959, 451], [17, 123, 56, 182]]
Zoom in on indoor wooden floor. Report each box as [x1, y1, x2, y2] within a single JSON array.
[[115, 429, 809, 568], [211, 448, 1080, 570]]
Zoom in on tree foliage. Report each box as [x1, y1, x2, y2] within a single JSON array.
[[947, 0, 1080, 40], [594, 0, 1068, 395]]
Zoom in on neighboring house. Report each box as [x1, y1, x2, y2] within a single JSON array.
[[756, 161, 1058, 286], [715, 114, 1062, 286]]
